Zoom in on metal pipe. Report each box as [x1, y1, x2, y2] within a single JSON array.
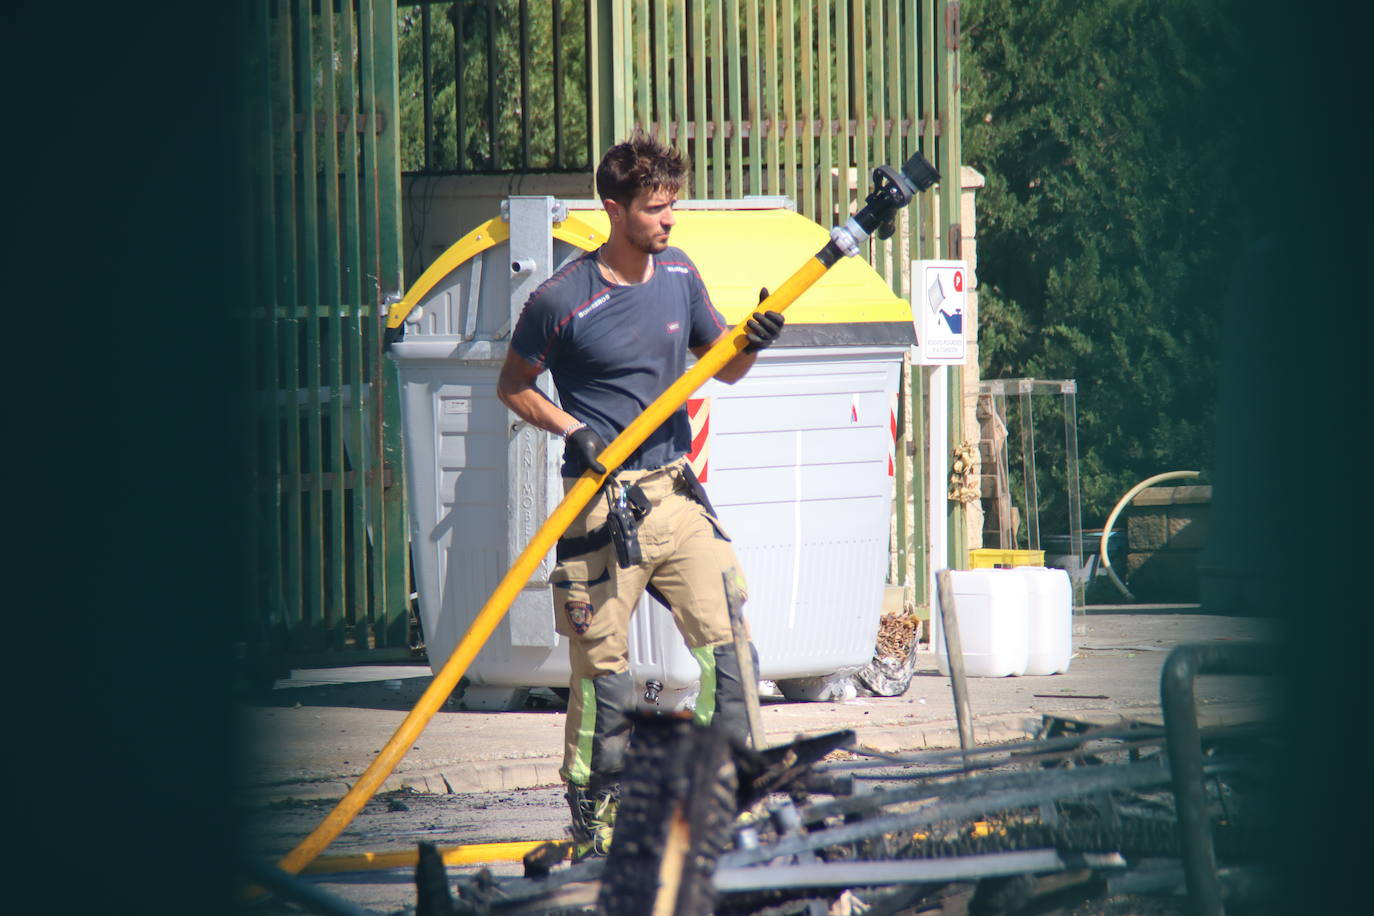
[[715, 849, 1097, 891], [279, 155, 938, 875], [1160, 642, 1276, 916]]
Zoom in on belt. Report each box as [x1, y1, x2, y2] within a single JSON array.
[[555, 524, 614, 562], [555, 457, 708, 564]]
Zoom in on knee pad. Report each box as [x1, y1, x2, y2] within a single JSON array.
[[589, 669, 636, 787], [708, 642, 756, 748]]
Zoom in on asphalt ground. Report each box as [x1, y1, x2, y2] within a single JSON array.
[[235, 611, 1280, 914], [237, 612, 1278, 806]]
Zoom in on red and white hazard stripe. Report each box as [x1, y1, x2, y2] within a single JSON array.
[[687, 397, 710, 482], [888, 392, 898, 477]]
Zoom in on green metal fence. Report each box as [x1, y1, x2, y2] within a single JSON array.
[[401, 2, 961, 282], [601, 1, 966, 604], [398, 0, 595, 172], [242, 0, 962, 664], [245, 0, 413, 666], [607, 0, 963, 604]]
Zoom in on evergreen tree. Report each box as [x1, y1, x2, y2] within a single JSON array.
[[963, 0, 1265, 527]]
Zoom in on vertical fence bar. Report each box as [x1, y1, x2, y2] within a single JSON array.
[[746, 0, 761, 195], [919, 0, 936, 260], [321, 0, 350, 650], [894, 356, 908, 586], [421, 3, 433, 171], [620, 0, 634, 138], [710, 0, 725, 198], [485, 0, 499, 166], [298, 0, 329, 647], [799, 2, 814, 221], [588, 0, 613, 160], [453, 1, 469, 171], [886, 0, 902, 291], [868, 0, 886, 281], [357, 0, 386, 644], [253, 0, 285, 651], [938, 0, 961, 257], [372, 0, 408, 648], [908, 0, 929, 609], [817, 0, 832, 225], [553, 0, 565, 166], [829, 0, 840, 219], [630, 1, 645, 130], [341, 0, 369, 640], [852, 0, 869, 260], [673, 0, 688, 157], [938, 0, 964, 570], [763, 0, 778, 196], [652, 0, 668, 142], [725, 0, 742, 196], [909, 356, 927, 608], [275, 2, 304, 650], [691, 0, 707, 196], [455, 0, 467, 171], [781, 0, 796, 206], [238, 7, 262, 666], [519, 0, 531, 168]]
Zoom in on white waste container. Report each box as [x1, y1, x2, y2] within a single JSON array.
[[387, 197, 916, 707], [935, 569, 1031, 678]]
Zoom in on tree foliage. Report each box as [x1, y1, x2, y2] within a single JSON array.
[[962, 0, 1266, 527]]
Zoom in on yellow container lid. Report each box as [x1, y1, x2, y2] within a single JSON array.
[[569, 206, 914, 335], [388, 202, 915, 346]]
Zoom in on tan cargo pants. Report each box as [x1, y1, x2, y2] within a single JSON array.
[[551, 456, 748, 785]]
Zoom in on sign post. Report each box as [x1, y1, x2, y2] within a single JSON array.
[[910, 259, 970, 647]]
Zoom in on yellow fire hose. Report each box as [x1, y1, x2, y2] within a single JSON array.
[[303, 840, 557, 875], [275, 154, 938, 878]]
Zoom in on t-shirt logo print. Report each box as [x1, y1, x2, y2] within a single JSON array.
[[666, 320, 681, 334], [564, 600, 593, 635]]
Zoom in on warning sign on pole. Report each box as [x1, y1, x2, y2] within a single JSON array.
[[911, 260, 970, 365]]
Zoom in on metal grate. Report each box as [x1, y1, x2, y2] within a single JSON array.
[[398, 1, 595, 173], [243, 0, 413, 663]]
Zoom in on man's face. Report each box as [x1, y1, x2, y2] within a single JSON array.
[[615, 186, 677, 254]]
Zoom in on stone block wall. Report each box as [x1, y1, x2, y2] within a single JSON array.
[[1124, 485, 1212, 602]]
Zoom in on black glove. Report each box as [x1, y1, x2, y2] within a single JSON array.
[[743, 290, 785, 353], [564, 424, 607, 475]]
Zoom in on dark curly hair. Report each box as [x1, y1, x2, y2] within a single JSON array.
[[595, 129, 688, 208]]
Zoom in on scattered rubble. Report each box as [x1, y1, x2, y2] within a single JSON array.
[[410, 644, 1276, 916]]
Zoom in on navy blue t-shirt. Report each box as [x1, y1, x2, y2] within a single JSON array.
[[510, 246, 728, 474]]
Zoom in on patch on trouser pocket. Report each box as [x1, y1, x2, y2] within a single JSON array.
[[550, 554, 615, 640], [563, 601, 593, 635]]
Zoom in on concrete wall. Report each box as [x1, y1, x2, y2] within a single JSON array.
[[401, 172, 596, 282]]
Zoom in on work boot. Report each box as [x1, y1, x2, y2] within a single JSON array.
[[566, 782, 619, 861]]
